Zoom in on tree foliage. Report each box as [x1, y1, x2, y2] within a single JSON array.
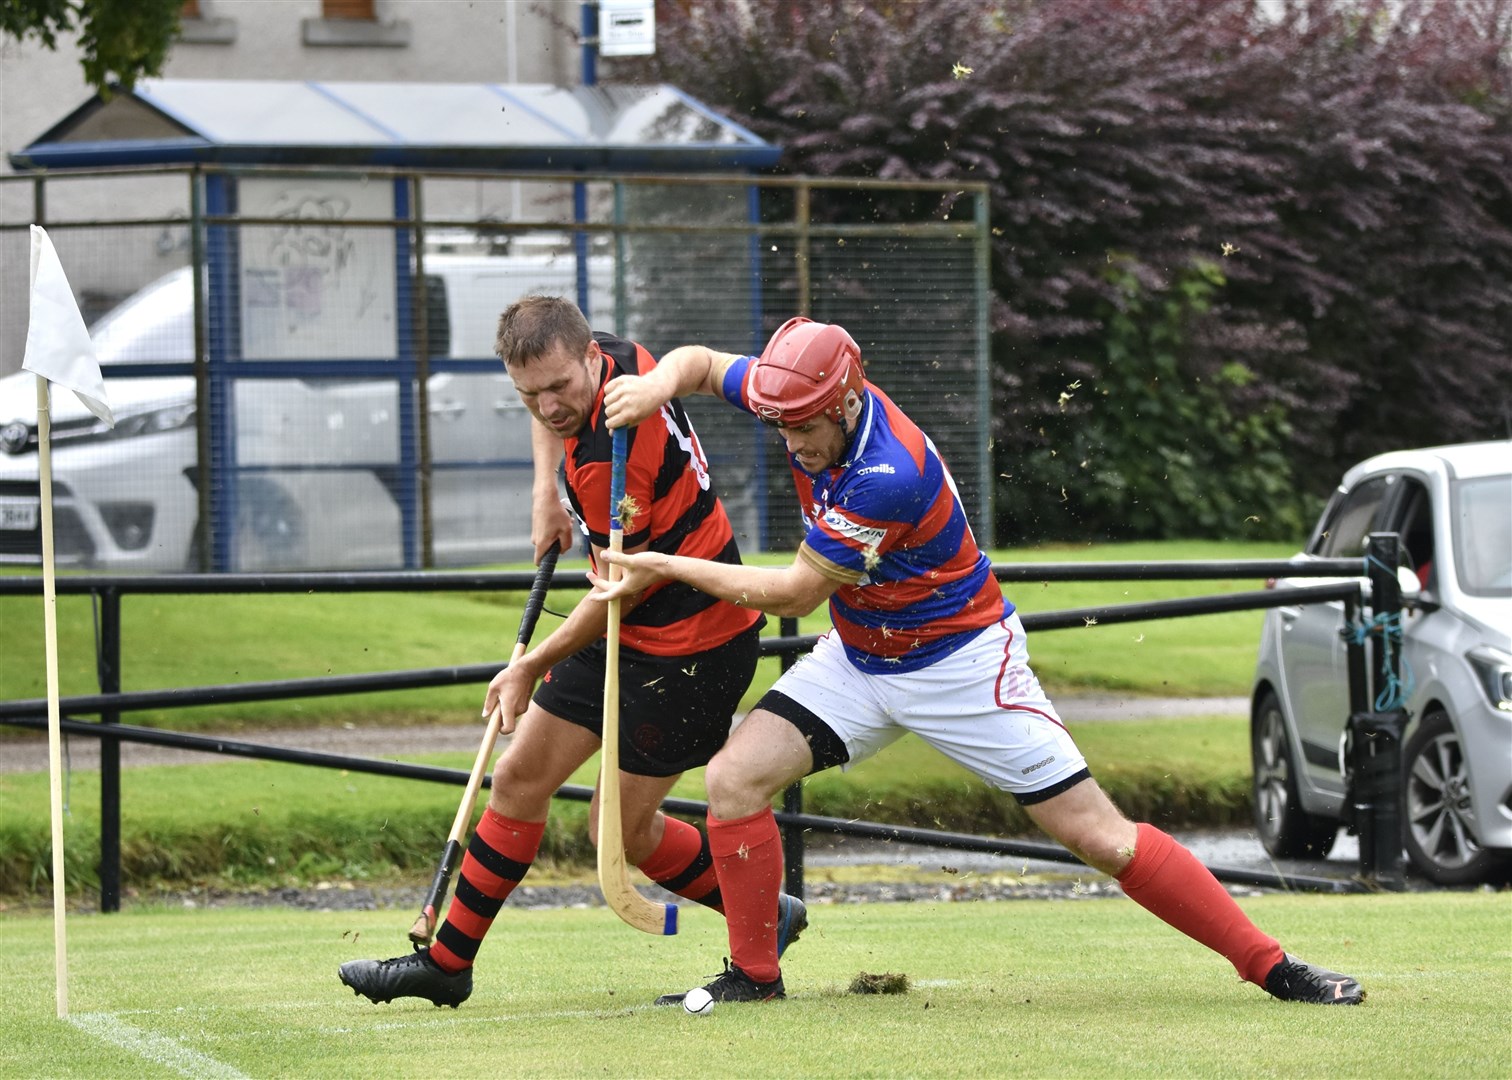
[[628, 0, 1512, 542], [1, 0, 182, 91]]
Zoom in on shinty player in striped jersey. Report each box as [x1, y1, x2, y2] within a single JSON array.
[[592, 317, 1364, 1008], [339, 297, 806, 1009]]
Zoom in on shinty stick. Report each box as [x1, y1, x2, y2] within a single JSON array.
[[407, 540, 561, 946], [597, 426, 678, 935]]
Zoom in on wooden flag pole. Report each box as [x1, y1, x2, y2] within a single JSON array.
[[35, 375, 69, 1018]]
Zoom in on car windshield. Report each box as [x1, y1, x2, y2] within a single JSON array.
[[1452, 475, 1512, 596]]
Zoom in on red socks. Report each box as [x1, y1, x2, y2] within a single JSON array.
[[432, 815, 1277, 988], [707, 807, 784, 983], [637, 815, 724, 913], [1117, 822, 1283, 985], [430, 808, 545, 973]]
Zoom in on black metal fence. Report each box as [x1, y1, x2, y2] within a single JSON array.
[[1, 550, 1407, 911]]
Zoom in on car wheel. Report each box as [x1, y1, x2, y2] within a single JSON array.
[[1251, 690, 1339, 859], [1403, 709, 1511, 885], [234, 478, 306, 571], [183, 481, 307, 570]]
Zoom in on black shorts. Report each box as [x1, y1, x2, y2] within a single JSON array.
[[532, 621, 764, 777]]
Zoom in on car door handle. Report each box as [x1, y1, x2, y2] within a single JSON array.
[[430, 400, 466, 420], [493, 399, 527, 414], [1278, 606, 1302, 624]]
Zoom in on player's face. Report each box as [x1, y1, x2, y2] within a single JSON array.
[[776, 414, 848, 473], [509, 340, 601, 438]]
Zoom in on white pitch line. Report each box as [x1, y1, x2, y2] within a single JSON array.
[[69, 1013, 248, 1079], [113, 1000, 339, 1018], [317, 1002, 660, 1035]]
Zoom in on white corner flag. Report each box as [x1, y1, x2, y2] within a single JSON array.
[[23, 224, 114, 1020], [24, 225, 113, 426]]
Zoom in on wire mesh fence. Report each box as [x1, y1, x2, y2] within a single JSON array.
[[0, 167, 989, 571]]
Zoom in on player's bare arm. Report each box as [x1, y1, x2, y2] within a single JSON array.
[[591, 546, 837, 619], [529, 416, 576, 563], [602, 345, 741, 429], [484, 538, 650, 730]]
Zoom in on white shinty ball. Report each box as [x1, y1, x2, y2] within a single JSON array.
[[683, 987, 714, 1016]]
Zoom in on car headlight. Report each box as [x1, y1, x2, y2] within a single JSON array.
[[0, 402, 197, 455], [108, 402, 197, 440], [1466, 646, 1512, 713]]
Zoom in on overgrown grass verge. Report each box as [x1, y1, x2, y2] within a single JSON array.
[[0, 716, 1247, 899]]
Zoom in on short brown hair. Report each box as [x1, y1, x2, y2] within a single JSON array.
[[495, 295, 592, 367]]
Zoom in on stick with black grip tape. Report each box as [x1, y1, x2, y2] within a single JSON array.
[[406, 540, 561, 946]]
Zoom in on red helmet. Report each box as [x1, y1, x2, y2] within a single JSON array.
[[747, 317, 865, 426]]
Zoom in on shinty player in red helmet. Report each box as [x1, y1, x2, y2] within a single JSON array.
[[589, 316, 1365, 1008]]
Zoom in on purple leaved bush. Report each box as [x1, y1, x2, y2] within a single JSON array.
[[622, 0, 1511, 541]]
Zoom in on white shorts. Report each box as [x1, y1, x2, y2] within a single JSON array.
[[765, 613, 1089, 801]]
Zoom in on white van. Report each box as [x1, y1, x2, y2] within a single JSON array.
[[0, 250, 612, 571]]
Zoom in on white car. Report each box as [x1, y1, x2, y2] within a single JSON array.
[[1251, 441, 1512, 884], [0, 251, 610, 571]]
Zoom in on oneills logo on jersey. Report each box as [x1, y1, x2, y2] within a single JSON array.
[[821, 508, 886, 549], [855, 463, 896, 477]]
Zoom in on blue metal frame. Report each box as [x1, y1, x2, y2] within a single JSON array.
[[203, 173, 420, 569], [204, 173, 240, 572], [574, 180, 591, 318], [393, 177, 419, 568], [581, 3, 599, 88]]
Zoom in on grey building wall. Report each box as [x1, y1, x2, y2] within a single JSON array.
[[0, 0, 610, 374]]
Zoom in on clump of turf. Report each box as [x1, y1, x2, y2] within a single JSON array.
[[848, 971, 910, 995]]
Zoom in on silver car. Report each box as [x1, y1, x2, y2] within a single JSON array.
[[0, 250, 609, 571], [1251, 441, 1512, 884]]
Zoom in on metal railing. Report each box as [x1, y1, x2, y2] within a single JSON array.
[[1, 550, 1405, 910]]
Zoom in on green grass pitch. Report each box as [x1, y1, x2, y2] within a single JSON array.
[[4, 890, 1509, 1078]]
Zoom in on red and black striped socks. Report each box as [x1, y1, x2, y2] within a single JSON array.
[[637, 814, 724, 912], [429, 808, 545, 974]]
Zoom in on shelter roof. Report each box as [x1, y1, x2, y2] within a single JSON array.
[[9, 79, 779, 172]]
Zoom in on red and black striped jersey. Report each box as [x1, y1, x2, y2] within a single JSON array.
[[563, 333, 763, 656]]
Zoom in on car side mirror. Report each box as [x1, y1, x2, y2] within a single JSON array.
[[1396, 566, 1440, 613]]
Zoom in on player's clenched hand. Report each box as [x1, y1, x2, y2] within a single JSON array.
[[482, 662, 536, 735], [532, 492, 575, 564], [602, 374, 668, 430], [589, 548, 666, 602]]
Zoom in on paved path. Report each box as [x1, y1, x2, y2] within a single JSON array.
[[804, 829, 1364, 888], [0, 696, 1248, 775], [0, 721, 494, 774]]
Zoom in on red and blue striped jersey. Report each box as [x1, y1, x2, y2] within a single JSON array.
[[721, 355, 1007, 672]]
